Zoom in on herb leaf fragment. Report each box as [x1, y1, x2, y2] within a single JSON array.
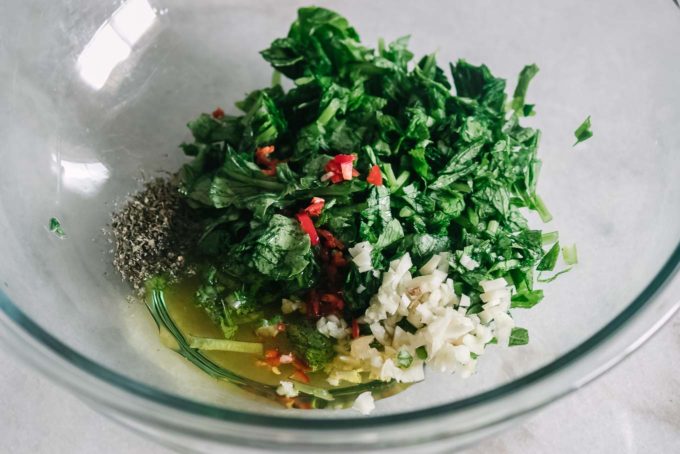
[[573, 116, 593, 146]]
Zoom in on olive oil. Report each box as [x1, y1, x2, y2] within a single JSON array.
[[163, 279, 330, 388]]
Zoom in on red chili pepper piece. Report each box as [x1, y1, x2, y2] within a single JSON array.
[[292, 355, 312, 372], [352, 319, 360, 339], [320, 293, 345, 311], [304, 197, 325, 217], [366, 164, 383, 186], [318, 247, 330, 263], [295, 212, 319, 246], [264, 348, 280, 359], [330, 250, 347, 267], [307, 290, 321, 318], [264, 348, 281, 367], [290, 370, 310, 384], [317, 229, 345, 250], [293, 399, 312, 410], [255, 145, 280, 176], [325, 154, 355, 168], [255, 145, 275, 166], [324, 154, 357, 184], [325, 264, 339, 289], [211, 107, 225, 119], [276, 322, 286, 332]]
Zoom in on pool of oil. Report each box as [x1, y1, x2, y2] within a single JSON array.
[[163, 279, 335, 388]]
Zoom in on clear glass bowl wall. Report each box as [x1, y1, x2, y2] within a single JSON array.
[[0, 0, 678, 452]]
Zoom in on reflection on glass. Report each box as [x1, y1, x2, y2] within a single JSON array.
[[55, 158, 111, 197], [76, 0, 157, 90], [76, 24, 131, 90], [112, 0, 158, 45]]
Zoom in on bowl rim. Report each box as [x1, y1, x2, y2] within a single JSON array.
[[0, 241, 678, 431]]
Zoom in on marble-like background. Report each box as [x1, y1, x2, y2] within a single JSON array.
[[1, 316, 678, 453]]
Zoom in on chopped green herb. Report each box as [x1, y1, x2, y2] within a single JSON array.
[[415, 346, 428, 360], [511, 289, 544, 309], [396, 349, 414, 368], [573, 116, 593, 146], [508, 327, 529, 346], [49, 217, 65, 238], [541, 231, 559, 245], [537, 267, 573, 283], [537, 242, 560, 271], [187, 336, 264, 354], [286, 322, 336, 371], [562, 243, 578, 265], [511, 64, 539, 114], [292, 382, 335, 401]]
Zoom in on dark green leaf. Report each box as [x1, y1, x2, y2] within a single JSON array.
[[49, 217, 65, 238], [511, 64, 539, 114], [249, 215, 314, 281], [537, 242, 560, 271]]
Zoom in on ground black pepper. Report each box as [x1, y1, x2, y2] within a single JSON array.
[[110, 177, 198, 295]]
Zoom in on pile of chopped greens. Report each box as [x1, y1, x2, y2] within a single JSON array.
[[140, 6, 585, 385]]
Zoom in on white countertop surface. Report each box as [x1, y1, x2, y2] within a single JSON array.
[[1, 315, 678, 453]]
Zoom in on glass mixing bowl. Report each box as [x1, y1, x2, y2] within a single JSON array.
[[1, 0, 679, 452]]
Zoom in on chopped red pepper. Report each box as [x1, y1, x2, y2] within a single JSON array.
[[264, 348, 280, 359], [290, 370, 310, 384], [264, 348, 281, 367], [324, 154, 358, 183], [320, 293, 345, 311], [366, 164, 383, 186], [255, 145, 275, 166], [211, 107, 225, 119], [326, 154, 355, 167], [352, 319, 360, 339], [318, 247, 330, 263], [307, 290, 321, 318], [255, 145, 279, 176], [317, 229, 345, 250], [296, 212, 319, 246], [276, 322, 286, 332], [292, 355, 311, 372], [325, 264, 339, 288], [304, 197, 325, 217], [293, 399, 312, 410], [331, 250, 348, 267]]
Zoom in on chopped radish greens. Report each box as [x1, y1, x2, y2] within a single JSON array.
[[573, 116, 594, 146], [188, 336, 264, 354], [49, 217, 66, 238], [508, 327, 530, 346], [122, 6, 585, 412], [562, 244, 579, 265]]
